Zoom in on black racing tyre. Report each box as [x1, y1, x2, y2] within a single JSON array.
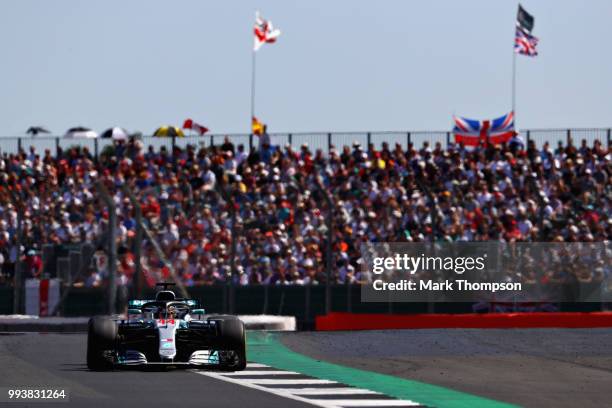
[[208, 316, 247, 371], [87, 316, 117, 371]]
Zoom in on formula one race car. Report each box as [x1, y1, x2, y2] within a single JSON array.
[[87, 283, 246, 371]]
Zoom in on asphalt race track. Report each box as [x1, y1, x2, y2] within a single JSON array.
[[279, 328, 612, 408], [0, 329, 611, 408], [0, 332, 432, 408], [0, 333, 315, 408]]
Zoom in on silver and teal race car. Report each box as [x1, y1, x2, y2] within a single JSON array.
[[86, 283, 246, 371]]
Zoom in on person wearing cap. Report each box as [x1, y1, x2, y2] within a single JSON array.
[[24, 249, 42, 279]]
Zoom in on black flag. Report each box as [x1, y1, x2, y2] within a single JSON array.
[[517, 4, 535, 33]]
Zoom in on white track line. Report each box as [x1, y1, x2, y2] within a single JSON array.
[[194, 370, 337, 408], [308, 401, 421, 407], [282, 388, 381, 395], [242, 379, 337, 385], [222, 370, 299, 376], [194, 364, 421, 408]]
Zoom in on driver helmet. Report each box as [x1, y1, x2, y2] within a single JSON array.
[[167, 305, 177, 319]]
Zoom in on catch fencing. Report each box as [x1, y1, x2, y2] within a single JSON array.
[[0, 128, 610, 158]]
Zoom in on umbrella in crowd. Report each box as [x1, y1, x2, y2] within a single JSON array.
[[153, 126, 184, 137], [64, 127, 98, 139], [26, 126, 51, 136], [100, 127, 129, 141]]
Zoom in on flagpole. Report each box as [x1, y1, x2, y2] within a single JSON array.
[[512, 3, 518, 121], [250, 40, 257, 128], [512, 45, 517, 117]]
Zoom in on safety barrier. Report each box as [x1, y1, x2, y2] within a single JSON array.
[[315, 311, 612, 330], [1, 284, 607, 329], [0, 286, 13, 314]]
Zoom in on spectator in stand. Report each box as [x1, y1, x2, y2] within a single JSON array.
[[220, 136, 235, 155], [24, 249, 43, 278]]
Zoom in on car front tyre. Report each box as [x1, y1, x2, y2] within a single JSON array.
[[87, 316, 117, 371], [209, 316, 247, 371]]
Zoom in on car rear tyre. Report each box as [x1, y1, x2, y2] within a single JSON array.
[[209, 316, 247, 371], [87, 316, 117, 371]]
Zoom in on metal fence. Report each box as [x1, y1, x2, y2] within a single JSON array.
[[0, 128, 610, 158]]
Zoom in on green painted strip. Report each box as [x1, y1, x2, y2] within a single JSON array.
[[247, 332, 518, 408]]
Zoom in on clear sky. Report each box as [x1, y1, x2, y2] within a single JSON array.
[[0, 0, 610, 136]]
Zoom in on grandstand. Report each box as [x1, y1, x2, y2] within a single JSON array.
[[0, 132, 609, 297]]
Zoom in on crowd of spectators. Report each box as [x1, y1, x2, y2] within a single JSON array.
[[0, 133, 609, 288]]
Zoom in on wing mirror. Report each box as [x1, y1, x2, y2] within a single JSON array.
[[191, 309, 206, 320], [127, 308, 142, 315]]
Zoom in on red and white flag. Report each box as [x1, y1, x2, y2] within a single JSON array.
[[182, 119, 209, 135], [254, 11, 281, 51]]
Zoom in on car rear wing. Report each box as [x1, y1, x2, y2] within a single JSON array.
[[128, 299, 201, 308]]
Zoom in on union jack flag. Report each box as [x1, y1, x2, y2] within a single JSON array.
[[515, 26, 539, 57], [453, 112, 516, 147]]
